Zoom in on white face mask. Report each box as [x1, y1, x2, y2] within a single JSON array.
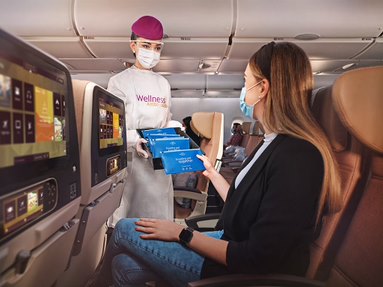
[[136, 48, 161, 69]]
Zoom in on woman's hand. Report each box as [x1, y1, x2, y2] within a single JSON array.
[[136, 138, 149, 158], [135, 218, 184, 242], [196, 154, 216, 179]]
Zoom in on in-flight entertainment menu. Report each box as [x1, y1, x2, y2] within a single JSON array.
[[98, 98, 124, 150], [0, 57, 67, 169]]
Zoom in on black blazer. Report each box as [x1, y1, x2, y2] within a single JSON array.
[[202, 134, 324, 278]]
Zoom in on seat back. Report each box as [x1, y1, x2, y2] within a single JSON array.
[[243, 121, 263, 156], [191, 112, 224, 193], [0, 29, 81, 287], [56, 80, 127, 287], [174, 112, 224, 221], [325, 66, 383, 286], [306, 86, 364, 279]]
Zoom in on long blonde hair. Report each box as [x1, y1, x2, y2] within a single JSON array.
[[249, 42, 342, 222]]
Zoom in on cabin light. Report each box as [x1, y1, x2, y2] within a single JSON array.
[[294, 33, 320, 40], [342, 63, 356, 70]]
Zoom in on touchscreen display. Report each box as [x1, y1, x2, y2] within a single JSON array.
[[99, 97, 124, 149], [0, 57, 67, 169]]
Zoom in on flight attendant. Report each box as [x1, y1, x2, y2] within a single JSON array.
[[107, 16, 173, 226]]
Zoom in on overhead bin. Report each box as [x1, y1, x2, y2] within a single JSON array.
[[206, 75, 244, 90], [0, 0, 75, 36], [218, 59, 248, 74], [162, 38, 227, 59], [356, 38, 383, 59], [236, 0, 383, 38], [154, 59, 221, 73], [171, 90, 204, 98], [61, 58, 126, 73], [74, 0, 233, 37], [83, 37, 228, 59], [164, 74, 244, 91], [25, 37, 92, 58], [165, 74, 206, 90], [228, 38, 373, 60], [310, 60, 359, 74]]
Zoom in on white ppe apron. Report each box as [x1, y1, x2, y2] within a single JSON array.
[[107, 67, 173, 227]]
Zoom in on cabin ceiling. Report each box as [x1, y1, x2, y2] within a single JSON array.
[[0, 0, 383, 90]]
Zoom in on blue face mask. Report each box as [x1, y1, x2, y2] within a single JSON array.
[[239, 81, 263, 119], [239, 86, 254, 119]]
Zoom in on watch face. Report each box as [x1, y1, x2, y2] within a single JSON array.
[[179, 227, 194, 245]]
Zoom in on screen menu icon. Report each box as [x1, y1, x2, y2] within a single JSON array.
[[12, 79, 23, 110], [0, 111, 11, 144], [24, 83, 34, 112], [13, 112, 24, 144]]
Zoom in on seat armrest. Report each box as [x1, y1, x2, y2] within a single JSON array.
[[173, 189, 208, 202], [188, 274, 325, 287], [185, 213, 221, 231]]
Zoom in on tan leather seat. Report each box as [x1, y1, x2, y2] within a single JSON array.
[[325, 66, 383, 286], [306, 85, 364, 280], [174, 112, 224, 220]]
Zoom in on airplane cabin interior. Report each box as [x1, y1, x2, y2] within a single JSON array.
[[0, 1, 382, 287]]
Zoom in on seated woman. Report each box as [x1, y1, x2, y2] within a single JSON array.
[[93, 42, 342, 287]]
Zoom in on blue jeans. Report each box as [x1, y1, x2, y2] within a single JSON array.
[[99, 218, 224, 287]]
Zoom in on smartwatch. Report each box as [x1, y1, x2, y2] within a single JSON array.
[[179, 227, 194, 246]]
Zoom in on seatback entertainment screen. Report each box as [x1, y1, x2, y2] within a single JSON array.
[[90, 86, 126, 186], [98, 97, 124, 150], [0, 48, 67, 168], [0, 29, 80, 244]]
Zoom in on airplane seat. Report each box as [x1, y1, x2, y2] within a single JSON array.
[[0, 29, 81, 287], [324, 66, 383, 286], [187, 66, 383, 287], [56, 80, 127, 287], [306, 85, 364, 280], [219, 121, 264, 185], [174, 112, 224, 221]]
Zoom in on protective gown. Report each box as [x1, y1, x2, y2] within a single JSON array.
[[107, 65, 173, 226]]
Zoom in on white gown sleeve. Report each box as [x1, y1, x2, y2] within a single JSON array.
[[107, 76, 125, 100]]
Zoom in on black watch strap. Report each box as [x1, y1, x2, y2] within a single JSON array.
[[179, 226, 194, 246]]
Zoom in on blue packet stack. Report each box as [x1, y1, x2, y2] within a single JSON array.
[[161, 149, 206, 175], [151, 137, 190, 158]]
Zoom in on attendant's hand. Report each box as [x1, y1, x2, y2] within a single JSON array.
[[196, 154, 216, 179], [135, 218, 184, 242], [136, 138, 149, 158]]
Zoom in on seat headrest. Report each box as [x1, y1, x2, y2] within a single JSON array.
[[190, 112, 215, 139], [311, 86, 348, 152], [332, 66, 383, 154], [242, 122, 251, 134], [242, 121, 263, 136]]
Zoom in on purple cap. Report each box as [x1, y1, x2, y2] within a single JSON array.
[[131, 15, 163, 41]]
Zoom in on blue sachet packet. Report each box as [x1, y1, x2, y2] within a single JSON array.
[[151, 137, 190, 158], [161, 148, 205, 175], [146, 133, 181, 150], [142, 127, 177, 139]]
